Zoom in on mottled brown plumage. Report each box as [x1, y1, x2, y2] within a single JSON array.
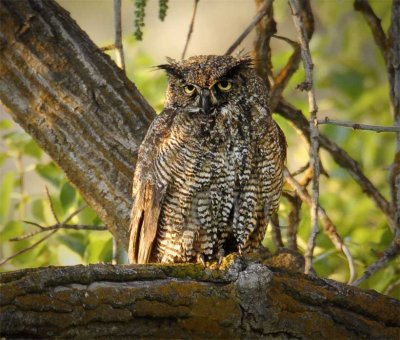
[[128, 55, 286, 264]]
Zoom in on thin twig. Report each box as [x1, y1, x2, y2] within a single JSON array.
[[384, 278, 400, 295], [253, 0, 276, 89], [0, 230, 58, 266], [113, 0, 125, 70], [276, 99, 395, 229], [113, 0, 126, 263], [181, 0, 199, 60], [283, 192, 302, 251], [354, 0, 388, 61], [225, 0, 273, 55], [45, 186, 60, 224], [318, 117, 400, 133], [387, 1, 400, 235], [289, 0, 320, 275], [284, 168, 356, 284], [351, 237, 400, 286], [10, 222, 107, 241], [0, 203, 91, 266], [269, 35, 301, 111], [270, 213, 284, 248]]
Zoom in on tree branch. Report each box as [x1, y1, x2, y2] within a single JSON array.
[[284, 169, 355, 283], [319, 117, 400, 133], [225, 0, 273, 55], [351, 237, 400, 286], [113, 0, 125, 70], [0, 0, 156, 248], [289, 0, 320, 275], [276, 99, 395, 229], [354, 0, 388, 61], [1, 261, 399, 337], [181, 0, 199, 60]]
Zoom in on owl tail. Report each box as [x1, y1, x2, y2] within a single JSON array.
[[128, 181, 165, 264]]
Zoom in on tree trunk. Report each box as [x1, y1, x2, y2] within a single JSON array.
[[0, 0, 156, 248], [0, 259, 399, 338]]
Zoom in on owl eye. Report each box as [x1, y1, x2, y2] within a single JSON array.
[[184, 85, 196, 95], [217, 80, 232, 92]]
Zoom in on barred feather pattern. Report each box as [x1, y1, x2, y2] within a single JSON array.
[[128, 55, 286, 264]]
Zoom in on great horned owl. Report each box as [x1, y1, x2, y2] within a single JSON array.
[[128, 55, 286, 264]]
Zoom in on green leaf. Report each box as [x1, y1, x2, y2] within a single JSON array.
[[31, 199, 45, 223], [35, 162, 63, 187], [60, 182, 76, 211], [0, 152, 9, 166], [23, 139, 43, 159], [57, 232, 87, 257], [0, 171, 15, 223], [0, 220, 23, 240], [84, 237, 112, 263], [0, 119, 13, 130]]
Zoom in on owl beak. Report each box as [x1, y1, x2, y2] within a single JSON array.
[[199, 89, 212, 114]]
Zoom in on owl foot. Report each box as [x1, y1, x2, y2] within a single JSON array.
[[196, 253, 207, 267]]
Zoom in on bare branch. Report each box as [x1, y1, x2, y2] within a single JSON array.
[[384, 278, 400, 295], [0, 230, 57, 266], [269, 35, 301, 111], [351, 238, 400, 287], [276, 99, 395, 229], [225, 0, 273, 55], [284, 168, 356, 284], [0, 203, 91, 266], [253, 0, 276, 90], [318, 117, 400, 133], [354, 0, 388, 60], [270, 213, 284, 248], [181, 0, 200, 60], [289, 0, 320, 275], [387, 1, 400, 234], [283, 192, 302, 251], [10, 222, 107, 241], [45, 186, 60, 224], [113, 0, 125, 70]]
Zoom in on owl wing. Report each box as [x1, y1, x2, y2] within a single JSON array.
[[128, 109, 176, 264]]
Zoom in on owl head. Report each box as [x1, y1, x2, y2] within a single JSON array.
[[158, 55, 255, 114]]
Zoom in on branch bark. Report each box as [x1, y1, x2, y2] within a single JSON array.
[[1, 261, 399, 338], [0, 0, 156, 248]]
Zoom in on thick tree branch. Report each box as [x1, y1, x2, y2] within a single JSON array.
[[1, 261, 399, 338], [0, 0, 156, 248]]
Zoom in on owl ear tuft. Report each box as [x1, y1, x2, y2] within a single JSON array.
[[224, 57, 253, 79], [157, 58, 183, 79]]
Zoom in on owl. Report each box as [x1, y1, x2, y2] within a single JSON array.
[[128, 55, 286, 264]]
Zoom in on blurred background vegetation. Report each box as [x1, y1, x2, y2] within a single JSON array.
[[0, 1, 398, 298]]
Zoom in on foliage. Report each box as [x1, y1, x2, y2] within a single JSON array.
[[0, 2, 398, 299], [133, 0, 169, 40]]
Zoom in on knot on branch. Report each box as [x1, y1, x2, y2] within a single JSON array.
[[296, 81, 312, 92]]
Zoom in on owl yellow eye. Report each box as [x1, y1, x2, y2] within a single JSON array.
[[184, 85, 196, 95], [217, 80, 232, 91]]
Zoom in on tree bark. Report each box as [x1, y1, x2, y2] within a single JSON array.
[[0, 259, 399, 338], [0, 0, 156, 248]]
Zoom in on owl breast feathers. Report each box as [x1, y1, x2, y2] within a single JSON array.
[[128, 55, 286, 264]]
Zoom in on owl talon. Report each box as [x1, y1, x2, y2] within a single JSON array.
[[197, 253, 206, 267], [217, 249, 225, 266]]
